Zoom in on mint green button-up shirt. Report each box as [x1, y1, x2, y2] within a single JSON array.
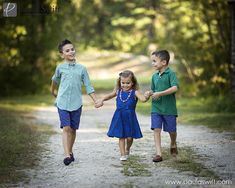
[[52, 61, 94, 111]]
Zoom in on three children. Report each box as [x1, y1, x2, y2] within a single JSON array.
[[51, 39, 179, 165]]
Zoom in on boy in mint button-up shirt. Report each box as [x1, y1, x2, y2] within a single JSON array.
[[51, 39, 99, 165]]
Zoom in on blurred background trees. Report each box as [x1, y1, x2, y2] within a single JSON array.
[[0, 0, 232, 98]]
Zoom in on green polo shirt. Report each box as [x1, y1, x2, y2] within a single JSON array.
[[151, 67, 179, 115]]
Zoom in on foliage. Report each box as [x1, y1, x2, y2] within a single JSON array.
[[0, 0, 232, 97]]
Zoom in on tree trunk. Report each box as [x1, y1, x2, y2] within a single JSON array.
[[228, 1, 235, 100]]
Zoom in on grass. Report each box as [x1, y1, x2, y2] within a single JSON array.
[[90, 78, 151, 93], [0, 94, 54, 111], [156, 147, 220, 180], [121, 155, 151, 177], [0, 97, 55, 185], [1, 89, 234, 135], [91, 79, 117, 92], [136, 97, 235, 134], [177, 97, 235, 132]]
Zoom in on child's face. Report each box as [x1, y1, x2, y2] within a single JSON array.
[[120, 76, 133, 91], [61, 44, 76, 61], [151, 55, 167, 71]]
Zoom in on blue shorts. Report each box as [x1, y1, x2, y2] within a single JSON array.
[[57, 107, 82, 130], [151, 113, 177, 132]]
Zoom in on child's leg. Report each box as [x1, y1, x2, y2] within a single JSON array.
[[125, 137, 133, 155], [169, 132, 177, 148], [68, 129, 76, 154], [62, 126, 73, 157], [119, 138, 125, 156], [154, 128, 162, 156], [169, 132, 178, 156]]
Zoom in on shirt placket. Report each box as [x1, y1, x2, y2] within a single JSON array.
[[67, 65, 73, 109]]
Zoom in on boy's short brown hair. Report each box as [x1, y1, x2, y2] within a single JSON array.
[[58, 39, 72, 53], [152, 50, 170, 64]]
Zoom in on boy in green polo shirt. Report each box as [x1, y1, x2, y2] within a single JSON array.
[[147, 50, 179, 162]]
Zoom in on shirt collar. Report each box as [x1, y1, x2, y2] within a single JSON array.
[[65, 60, 76, 66], [157, 67, 170, 76]]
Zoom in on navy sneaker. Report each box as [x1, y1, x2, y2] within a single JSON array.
[[63, 157, 73, 166], [70, 153, 75, 162]]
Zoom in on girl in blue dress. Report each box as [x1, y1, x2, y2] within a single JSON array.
[[98, 70, 150, 161]]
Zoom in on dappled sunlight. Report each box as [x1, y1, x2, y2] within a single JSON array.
[[78, 128, 105, 133], [79, 51, 153, 79]]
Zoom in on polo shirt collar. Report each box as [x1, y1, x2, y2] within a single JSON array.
[[157, 67, 170, 76]]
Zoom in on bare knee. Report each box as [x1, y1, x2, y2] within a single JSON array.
[[154, 128, 162, 134], [169, 132, 177, 136], [63, 126, 73, 133]]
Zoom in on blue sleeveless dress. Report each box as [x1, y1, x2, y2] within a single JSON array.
[[107, 89, 143, 139]]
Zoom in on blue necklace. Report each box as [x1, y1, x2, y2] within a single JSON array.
[[119, 89, 132, 103]]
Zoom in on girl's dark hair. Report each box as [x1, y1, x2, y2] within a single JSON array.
[[116, 70, 139, 90], [151, 50, 170, 64], [58, 39, 72, 53]]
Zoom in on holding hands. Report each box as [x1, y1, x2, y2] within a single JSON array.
[[94, 89, 163, 109], [151, 92, 161, 100], [144, 90, 153, 100], [95, 99, 103, 108], [144, 90, 162, 100]]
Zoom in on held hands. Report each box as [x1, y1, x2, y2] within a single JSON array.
[[151, 92, 161, 100], [144, 90, 153, 100], [94, 99, 103, 108], [144, 90, 161, 100]]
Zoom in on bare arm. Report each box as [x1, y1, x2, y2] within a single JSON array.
[[152, 86, 178, 100], [135, 90, 148, 102], [50, 80, 58, 98], [101, 90, 117, 102], [95, 89, 117, 108]]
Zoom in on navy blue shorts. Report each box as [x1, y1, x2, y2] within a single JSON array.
[[57, 107, 82, 130], [151, 112, 177, 132]]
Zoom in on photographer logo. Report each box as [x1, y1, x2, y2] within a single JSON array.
[[3, 3, 17, 17]]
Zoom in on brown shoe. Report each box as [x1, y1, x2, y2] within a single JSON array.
[[170, 146, 178, 156], [152, 155, 163, 162]]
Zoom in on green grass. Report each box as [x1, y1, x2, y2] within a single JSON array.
[[90, 78, 151, 93], [0, 94, 54, 111], [156, 147, 219, 180], [0, 109, 54, 185], [0, 96, 55, 185], [136, 97, 235, 134], [1, 92, 234, 134], [91, 79, 117, 92], [121, 155, 151, 177]]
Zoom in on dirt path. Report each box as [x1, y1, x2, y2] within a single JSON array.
[[20, 96, 234, 188]]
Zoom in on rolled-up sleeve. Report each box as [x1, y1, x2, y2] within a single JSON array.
[[82, 67, 94, 94], [52, 65, 61, 84]]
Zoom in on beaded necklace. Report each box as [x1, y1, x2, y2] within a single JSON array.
[[119, 89, 132, 103]]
